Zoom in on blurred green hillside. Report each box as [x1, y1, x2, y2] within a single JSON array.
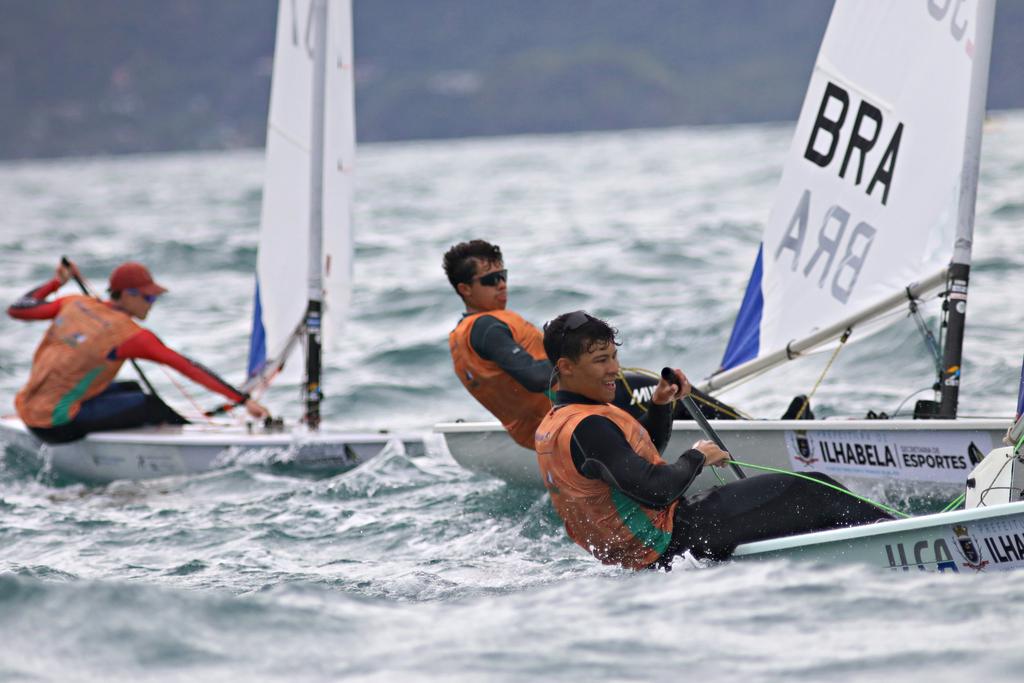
[[0, 0, 1020, 159]]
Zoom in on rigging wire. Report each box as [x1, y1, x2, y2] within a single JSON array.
[[159, 366, 220, 424], [974, 451, 1020, 507], [794, 327, 851, 419], [890, 386, 936, 417], [907, 286, 943, 378]]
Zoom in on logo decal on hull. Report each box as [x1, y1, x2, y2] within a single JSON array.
[[793, 431, 818, 466], [953, 524, 988, 571]]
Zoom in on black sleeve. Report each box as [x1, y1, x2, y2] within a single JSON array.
[[569, 414, 706, 508], [637, 401, 674, 454], [469, 315, 553, 393]]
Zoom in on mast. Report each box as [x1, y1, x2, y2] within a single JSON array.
[[305, 0, 328, 430], [938, 0, 995, 418]]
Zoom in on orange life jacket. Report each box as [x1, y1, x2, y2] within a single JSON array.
[[449, 309, 552, 449], [15, 296, 141, 428], [535, 402, 678, 570]]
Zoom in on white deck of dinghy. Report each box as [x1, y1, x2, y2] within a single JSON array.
[[733, 500, 1024, 557], [0, 416, 415, 447]]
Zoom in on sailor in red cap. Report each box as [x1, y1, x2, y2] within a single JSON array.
[[7, 259, 268, 443]]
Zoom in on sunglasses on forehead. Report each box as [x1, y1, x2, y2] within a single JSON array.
[[470, 269, 508, 287], [544, 310, 595, 356], [562, 310, 592, 331]]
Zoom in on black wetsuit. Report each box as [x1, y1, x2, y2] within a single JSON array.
[[557, 390, 891, 566]]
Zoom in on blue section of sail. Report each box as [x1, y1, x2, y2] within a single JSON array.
[[720, 245, 764, 371], [247, 280, 267, 378], [1017, 354, 1024, 417]]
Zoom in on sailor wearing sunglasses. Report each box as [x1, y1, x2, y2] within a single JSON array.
[[7, 259, 267, 443], [444, 240, 551, 449]]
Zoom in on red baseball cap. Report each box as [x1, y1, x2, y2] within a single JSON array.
[[108, 262, 168, 296]]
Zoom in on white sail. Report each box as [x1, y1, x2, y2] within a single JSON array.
[[248, 0, 355, 379], [718, 0, 994, 379]]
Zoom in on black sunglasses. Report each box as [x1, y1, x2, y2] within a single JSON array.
[[562, 310, 592, 332], [470, 269, 508, 287], [544, 310, 594, 358]]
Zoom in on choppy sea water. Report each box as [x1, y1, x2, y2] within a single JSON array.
[[2, 113, 1024, 681]]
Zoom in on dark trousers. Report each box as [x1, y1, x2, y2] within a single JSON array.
[[664, 472, 890, 563], [29, 381, 188, 444]]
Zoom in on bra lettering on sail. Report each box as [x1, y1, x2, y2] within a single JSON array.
[[773, 190, 876, 305], [803, 82, 903, 206]]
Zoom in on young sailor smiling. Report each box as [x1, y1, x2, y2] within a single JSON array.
[[535, 311, 889, 569]]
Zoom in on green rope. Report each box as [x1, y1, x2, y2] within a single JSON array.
[[941, 492, 966, 513], [728, 459, 911, 518], [724, 459, 969, 517]]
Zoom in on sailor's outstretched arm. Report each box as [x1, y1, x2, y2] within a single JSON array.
[[114, 330, 247, 404]]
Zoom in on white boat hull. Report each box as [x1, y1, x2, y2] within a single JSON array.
[[435, 418, 1007, 493], [0, 417, 425, 484], [733, 500, 1024, 573]]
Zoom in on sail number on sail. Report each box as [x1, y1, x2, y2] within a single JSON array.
[[288, 0, 317, 56], [772, 80, 904, 305], [927, 0, 972, 44]]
